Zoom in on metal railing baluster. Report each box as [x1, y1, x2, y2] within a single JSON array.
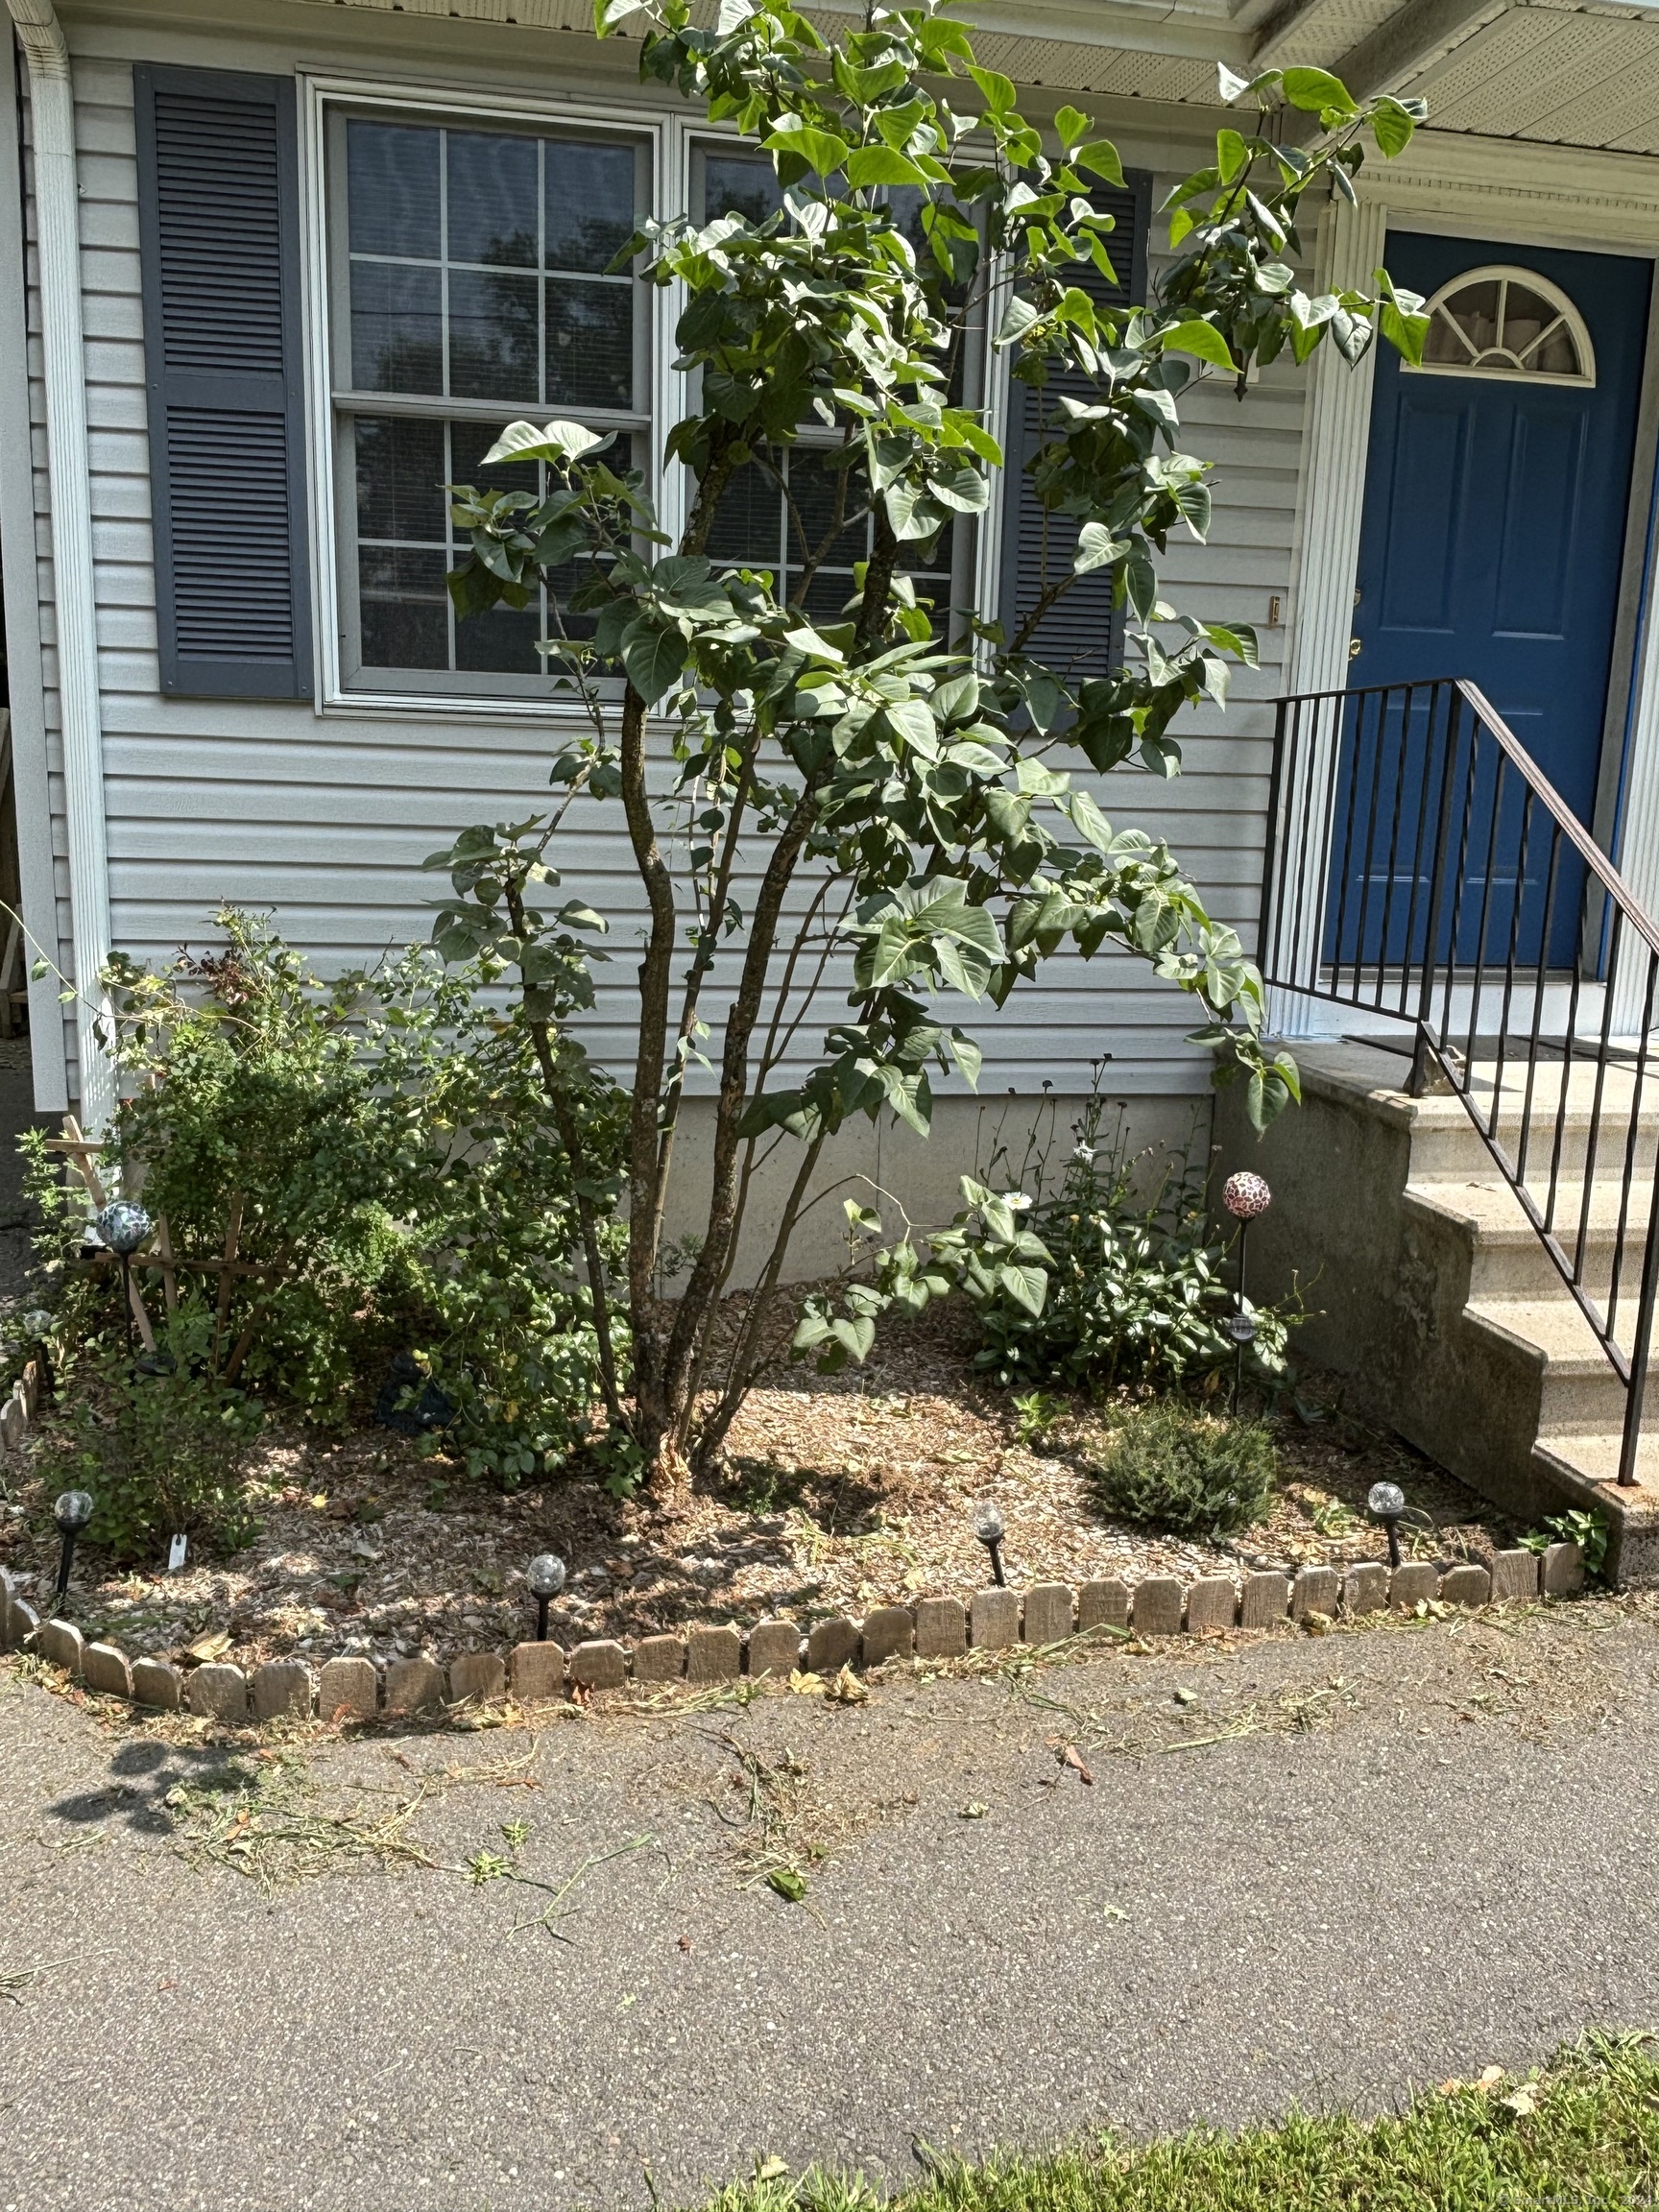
[[1258, 676, 1659, 1487]]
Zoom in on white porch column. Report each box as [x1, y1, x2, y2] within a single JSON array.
[[1272, 193, 1387, 1039], [1611, 459, 1659, 1034], [6, 0, 113, 1127]]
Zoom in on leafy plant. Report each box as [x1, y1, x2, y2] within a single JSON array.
[[87, 911, 411, 1415], [425, 0, 1430, 1487], [27, 909, 625, 1501], [1088, 1398, 1277, 1537], [1011, 1388, 1067, 1445], [846, 1083, 1303, 1392], [40, 1307, 266, 1560], [1519, 1506, 1608, 1579]]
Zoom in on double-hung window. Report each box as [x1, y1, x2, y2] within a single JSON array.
[[311, 98, 1142, 709], [325, 107, 652, 696], [691, 146, 969, 633]]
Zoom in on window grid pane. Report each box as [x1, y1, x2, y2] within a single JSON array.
[[337, 112, 648, 686]]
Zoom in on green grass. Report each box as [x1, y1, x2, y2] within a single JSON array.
[[696, 2035, 1659, 2212]]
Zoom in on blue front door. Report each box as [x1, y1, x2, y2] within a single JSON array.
[[1334, 234, 1649, 969]]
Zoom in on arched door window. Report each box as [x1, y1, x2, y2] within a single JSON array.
[[1408, 265, 1597, 388]]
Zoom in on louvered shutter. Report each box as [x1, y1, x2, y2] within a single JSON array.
[[134, 65, 311, 699], [998, 173, 1151, 680]]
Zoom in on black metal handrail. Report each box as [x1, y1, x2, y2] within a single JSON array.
[[1259, 676, 1659, 1487]]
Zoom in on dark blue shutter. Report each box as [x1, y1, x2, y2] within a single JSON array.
[[999, 172, 1151, 680], [134, 65, 311, 699]]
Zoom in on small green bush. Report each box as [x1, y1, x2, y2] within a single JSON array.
[[23, 908, 627, 1508], [1089, 1399, 1277, 1537], [43, 1309, 265, 1560], [950, 1084, 1304, 1394]]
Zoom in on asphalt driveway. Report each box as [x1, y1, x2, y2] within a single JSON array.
[[1, 1596, 1655, 2211]]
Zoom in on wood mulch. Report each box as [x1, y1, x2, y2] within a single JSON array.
[[0, 1300, 1526, 1677]]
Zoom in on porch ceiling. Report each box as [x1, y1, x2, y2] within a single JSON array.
[[281, 0, 1659, 158]]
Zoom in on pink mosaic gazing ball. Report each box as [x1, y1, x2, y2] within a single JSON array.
[[1223, 1170, 1272, 1220]]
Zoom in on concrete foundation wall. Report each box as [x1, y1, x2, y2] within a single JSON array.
[[1214, 1046, 1629, 1540], [662, 1090, 1215, 1286]]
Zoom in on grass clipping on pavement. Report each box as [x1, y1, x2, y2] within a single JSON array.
[[703, 2035, 1658, 2212]]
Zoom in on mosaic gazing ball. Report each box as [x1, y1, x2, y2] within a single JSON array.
[[1222, 1170, 1272, 1221], [95, 1197, 154, 1255]]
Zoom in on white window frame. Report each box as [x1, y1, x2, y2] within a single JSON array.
[[301, 72, 693, 719], [300, 80, 996, 715]]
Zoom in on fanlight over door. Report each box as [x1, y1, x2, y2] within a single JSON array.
[[1411, 264, 1597, 389]]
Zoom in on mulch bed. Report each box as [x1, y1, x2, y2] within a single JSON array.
[[0, 1300, 1526, 1676]]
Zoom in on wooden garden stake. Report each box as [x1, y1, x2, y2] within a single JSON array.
[[212, 1192, 244, 1371], [52, 1116, 156, 1353]]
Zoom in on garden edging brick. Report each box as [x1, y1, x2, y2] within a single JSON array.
[[0, 1542, 1585, 1726]]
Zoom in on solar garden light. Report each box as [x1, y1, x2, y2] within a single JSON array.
[[52, 1488, 94, 1616], [974, 1502, 1007, 1587], [526, 1551, 566, 1642], [95, 1199, 153, 1353], [1367, 1479, 1407, 1570], [1222, 1171, 1272, 1415], [22, 1307, 54, 1397]]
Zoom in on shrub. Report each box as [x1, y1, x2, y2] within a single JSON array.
[[42, 1308, 266, 1560], [364, 954, 629, 1487], [421, 6, 1430, 1486], [1089, 1398, 1277, 1537], [949, 1086, 1303, 1392], [25, 910, 626, 1502]]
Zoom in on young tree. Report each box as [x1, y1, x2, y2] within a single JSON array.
[[429, 1, 1429, 1486]]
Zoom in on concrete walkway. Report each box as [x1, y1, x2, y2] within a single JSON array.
[[3, 1598, 1658, 2212]]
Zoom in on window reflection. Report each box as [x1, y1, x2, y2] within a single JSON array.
[[338, 115, 646, 683]]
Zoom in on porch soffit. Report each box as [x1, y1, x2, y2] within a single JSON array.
[[270, 0, 1659, 158]]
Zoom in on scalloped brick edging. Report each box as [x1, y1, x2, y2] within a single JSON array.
[[0, 1540, 1587, 1724]]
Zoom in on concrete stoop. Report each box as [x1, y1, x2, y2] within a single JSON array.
[[1214, 1037, 1659, 1585]]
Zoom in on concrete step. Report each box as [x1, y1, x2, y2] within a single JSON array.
[[1224, 1029, 1659, 1580], [1407, 1176, 1659, 1306], [1415, 1058, 1659, 1184], [1465, 1297, 1635, 1426], [1534, 1429, 1659, 1490]]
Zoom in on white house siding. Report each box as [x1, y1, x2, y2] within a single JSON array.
[[20, 27, 1306, 1109]]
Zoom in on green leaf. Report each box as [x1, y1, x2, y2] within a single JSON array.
[[1053, 105, 1090, 149], [1216, 60, 1252, 103], [485, 418, 612, 467], [1074, 139, 1125, 187], [1368, 95, 1417, 158], [767, 1867, 809, 1903], [830, 1314, 877, 1363], [997, 1262, 1047, 1317], [845, 146, 927, 187], [1066, 789, 1115, 851], [620, 620, 687, 703], [995, 294, 1039, 349], [1215, 128, 1250, 184], [968, 64, 1016, 114], [1282, 66, 1359, 117], [1075, 521, 1125, 576], [761, 120, 851, 176], [1161, 319, 1238, 373], [950, 1028, 982, 1091]]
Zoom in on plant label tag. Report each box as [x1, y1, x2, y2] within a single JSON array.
[[167, 1533, 188, 1573]]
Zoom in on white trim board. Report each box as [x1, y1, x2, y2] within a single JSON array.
[[1272, 195, 1386, 1042], [0, 37, 67, 1108]]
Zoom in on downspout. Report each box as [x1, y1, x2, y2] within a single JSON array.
[[6, 0, 112, 1127]]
